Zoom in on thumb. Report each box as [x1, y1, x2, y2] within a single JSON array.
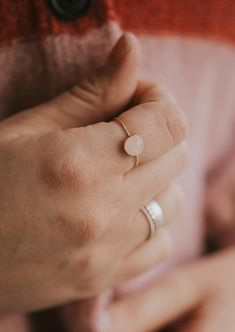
[[0, 33, 140, 137], [46, 32, 141, 129]]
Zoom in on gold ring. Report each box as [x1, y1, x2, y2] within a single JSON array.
[[115, 117, 144, 169]]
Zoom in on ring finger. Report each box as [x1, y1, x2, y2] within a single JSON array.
[[117, 184, 184, 282]]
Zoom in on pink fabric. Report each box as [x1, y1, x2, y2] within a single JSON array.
[[61, 34, 235, 331], [0, 21, 235, 332], [206, 151, 235, 246]]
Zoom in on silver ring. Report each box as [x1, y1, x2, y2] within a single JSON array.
[[140, 200, 164, 240]]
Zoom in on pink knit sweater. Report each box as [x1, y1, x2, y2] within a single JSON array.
[[0, 1, 235, 331]]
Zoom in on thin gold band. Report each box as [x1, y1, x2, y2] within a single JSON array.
[[115, 117, 139, 168], [115, 117, 131, 136]]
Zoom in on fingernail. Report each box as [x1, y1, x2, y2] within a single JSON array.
[[107, 32, 133, 67]]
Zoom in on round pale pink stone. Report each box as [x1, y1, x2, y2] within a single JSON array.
[[124, 135, 144, 156]]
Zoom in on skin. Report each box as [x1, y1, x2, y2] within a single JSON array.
[[61, 36, 235, 332], [107, 247, 235, 332], [0, 33, 188, 313]]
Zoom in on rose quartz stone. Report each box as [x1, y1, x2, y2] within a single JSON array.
[[124, 135, 144, 156]]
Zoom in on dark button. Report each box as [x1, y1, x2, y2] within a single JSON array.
[[49, 0, 94, 21]]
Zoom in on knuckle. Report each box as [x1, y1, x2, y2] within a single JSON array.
[[54, 211, 106, 249], [38, 132, 68, 187], [52, 214, 84, 248], [53, 157, 80, 189], [38, 132, 101, 192], [79, 203, 112, 245], [79, 211, 107, 243]]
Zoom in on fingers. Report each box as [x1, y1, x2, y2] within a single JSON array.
[[119, 229, 172, 282], [78, 85, 188, 175], [126, 142, 188, 207], [114, 84, 188, 171], [118, 185, 184, 279], [109, 267, 204, 332], [111, 250, 235, 332]]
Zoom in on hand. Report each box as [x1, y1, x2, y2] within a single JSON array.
[[107, 247, 235, 332], [0, 33, 187, 313]]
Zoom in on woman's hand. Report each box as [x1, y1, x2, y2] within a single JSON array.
[[108, 247, 235, 332], [0, 33, 187, 313]]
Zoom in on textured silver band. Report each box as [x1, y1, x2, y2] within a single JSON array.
[[140, 201, 164, 240]]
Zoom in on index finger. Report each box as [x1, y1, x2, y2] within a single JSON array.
[[74, 83, 188, 175], [89, 83, 188, 174], [117, 83, 187, 170]]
